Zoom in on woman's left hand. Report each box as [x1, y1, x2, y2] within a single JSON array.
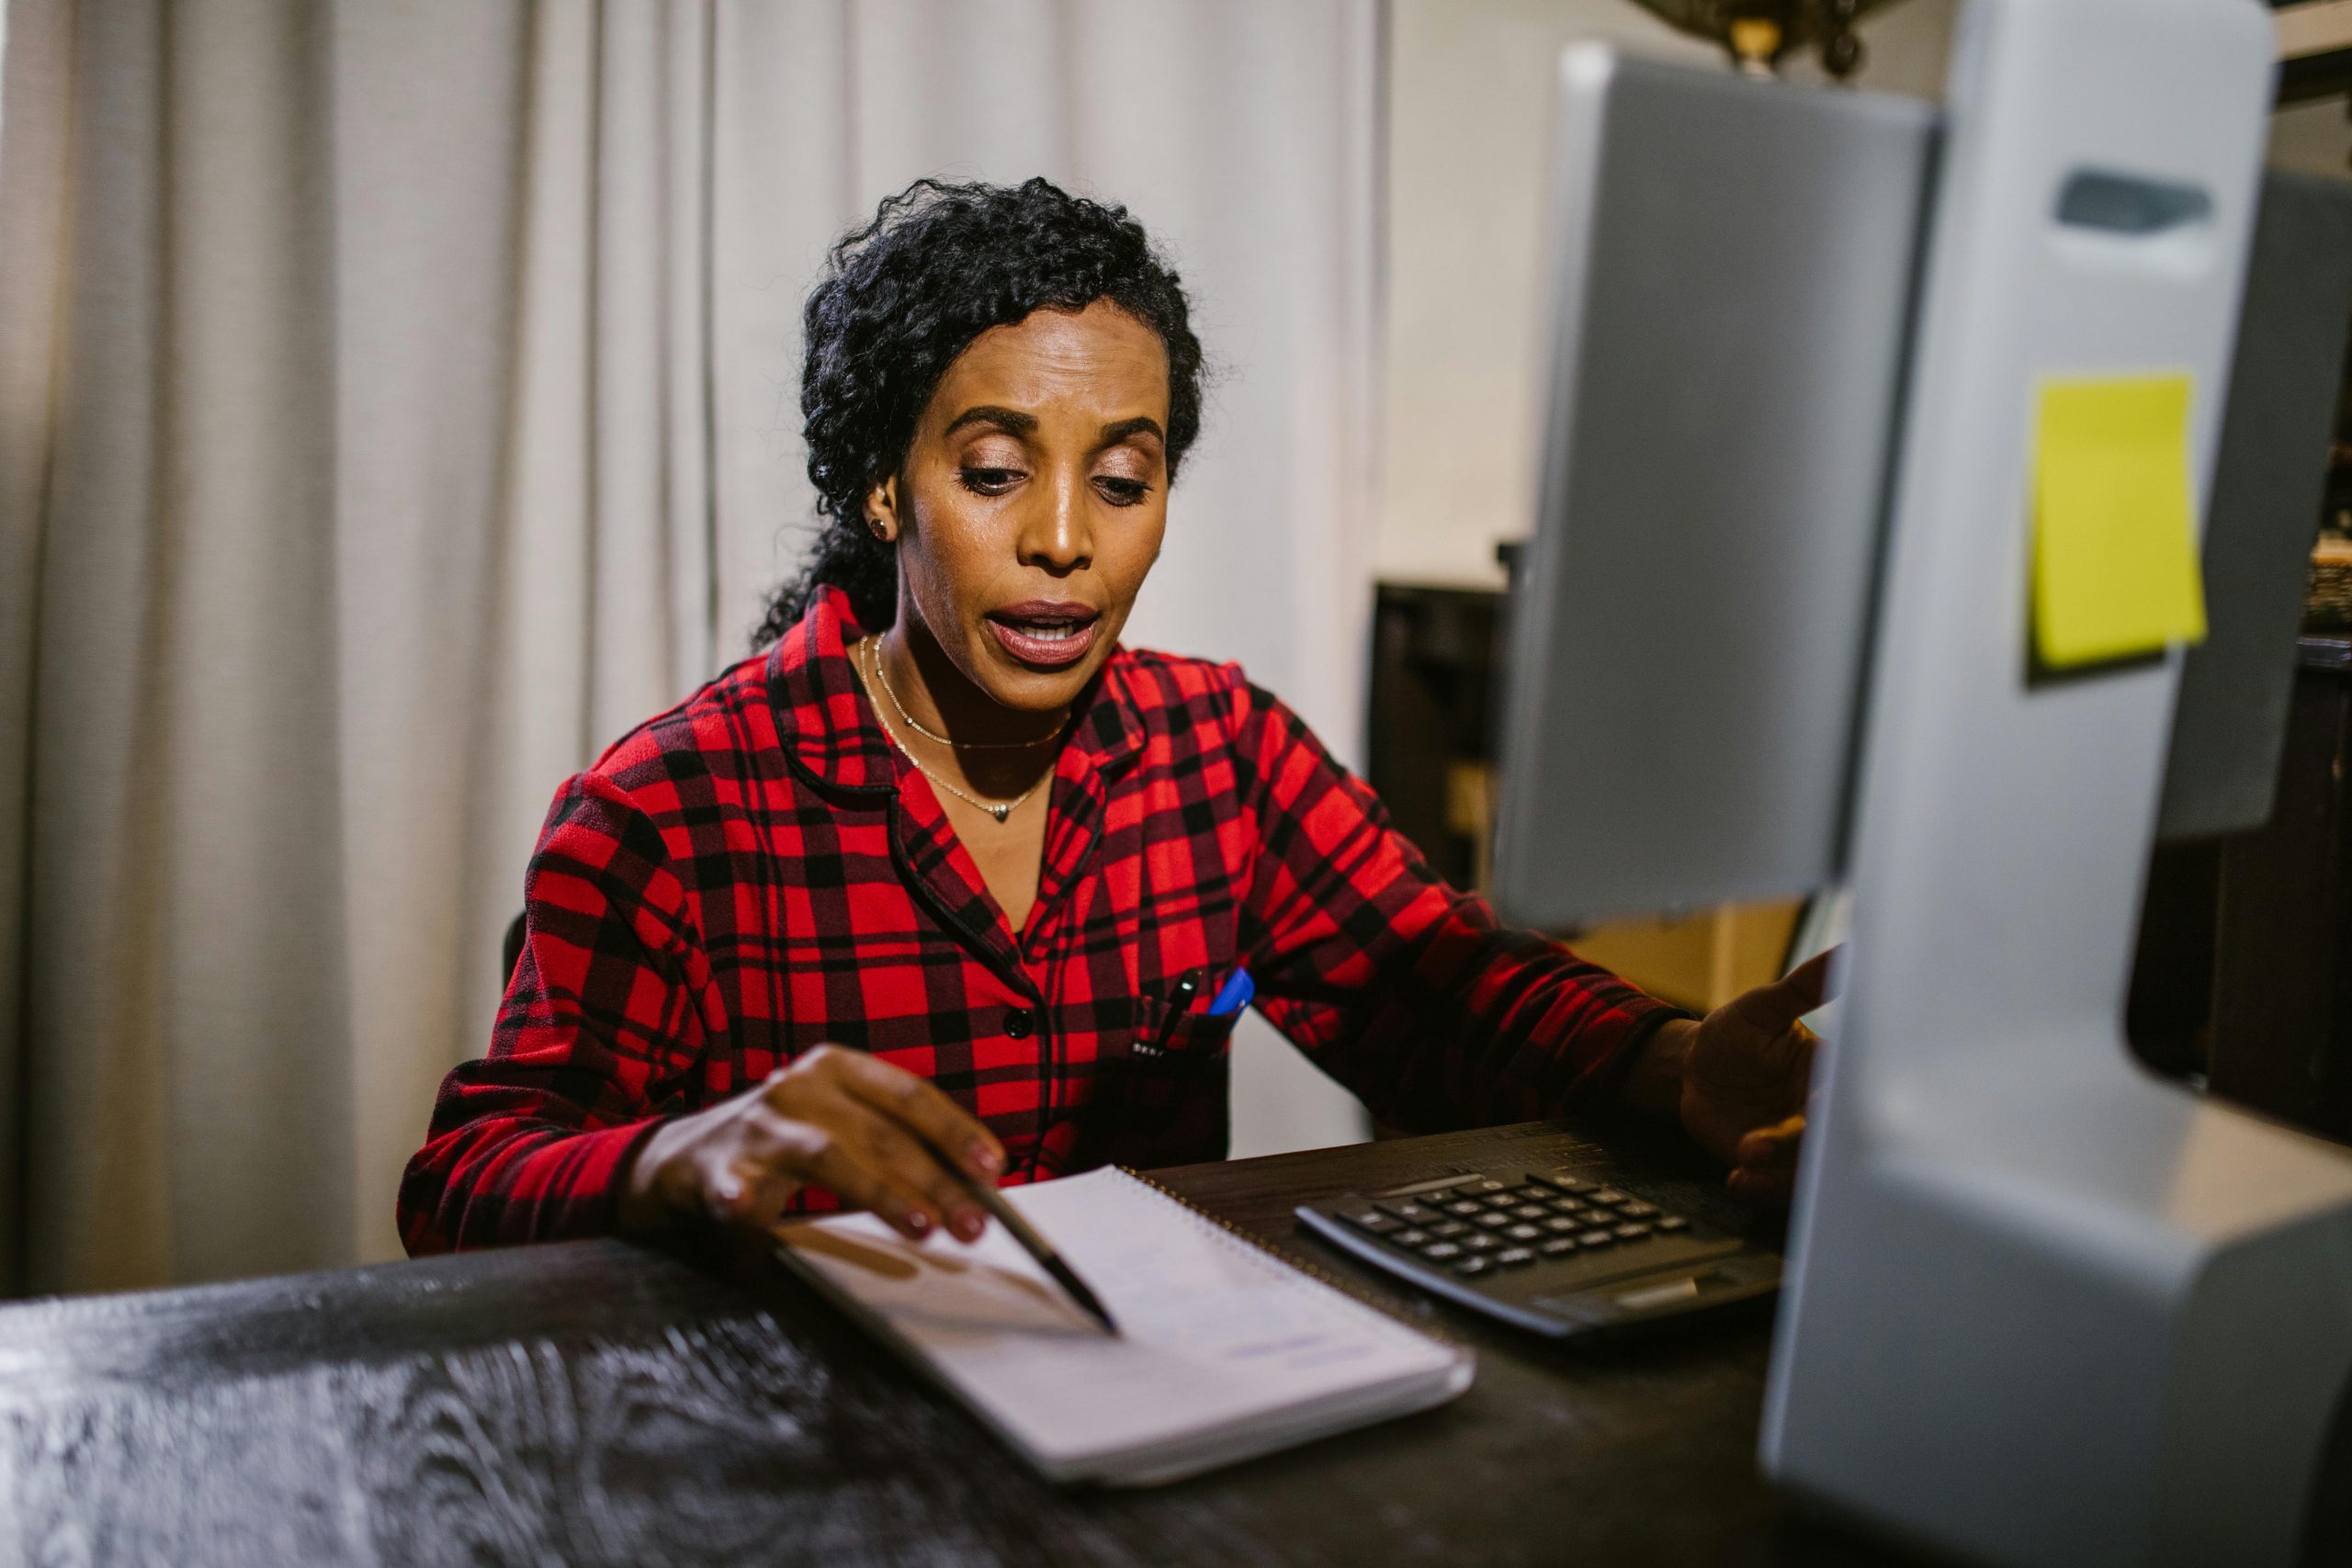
[[1627, 949, 1838, 1202]]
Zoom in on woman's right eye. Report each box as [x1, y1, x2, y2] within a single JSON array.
[[957, 467, 1024, 495]]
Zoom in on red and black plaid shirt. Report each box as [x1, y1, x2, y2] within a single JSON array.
[[399, 588, 1679, 1254]]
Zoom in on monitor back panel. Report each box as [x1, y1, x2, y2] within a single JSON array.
[[1491, 51, 1937, 929], [2156, 170, 2352, 841]]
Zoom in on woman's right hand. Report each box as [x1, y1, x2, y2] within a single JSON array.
[[616, 1044, 1006, 1243]]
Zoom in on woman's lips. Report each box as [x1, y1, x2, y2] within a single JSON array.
[[985, 603, 1099, 668]]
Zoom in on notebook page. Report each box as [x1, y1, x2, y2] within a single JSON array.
[[776, 1167, 1469, 1473]]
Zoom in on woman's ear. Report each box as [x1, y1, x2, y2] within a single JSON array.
[[864, 476, 900, 543]]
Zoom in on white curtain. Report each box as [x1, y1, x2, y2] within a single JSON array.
[[0, 0, 1378, 1293]]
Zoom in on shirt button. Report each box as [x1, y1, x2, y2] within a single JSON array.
[[1004, 1008, 1035, 1038]]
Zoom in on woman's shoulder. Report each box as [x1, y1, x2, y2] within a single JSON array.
[[1107, 642, 1255, 727], [582, 649, 781, 798], [1106, 643, 1319, 755]]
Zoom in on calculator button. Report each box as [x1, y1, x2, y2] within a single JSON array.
[[1419, 1242, 1463, 1262], [1656, 1215, 1690, 1233], [1590, 1189, 1631, 1205], [1462, 1234, 1501, 1253], [1471, 1179, 1509, 1192], [1618, 1201, 1658, 1218], [1472, 1212, 1511, 1230], [1537, 1237, 1579, 1258], [1578, 1230, 1616, 1248], [1510, 1204, 1550, 1221], [1540, 1172, 1599, 1194], [1453, 1257, 1495, 1277], [1428, 1220, 1469, 1238], [1392, 1228, 1432, 1247], [1495, 1247, 1537, 1268], [1340, 1208, 1401, 1235], [1542, 1216, 1582, 1235], [1379, 1201, 1439, 1224], [1613, 1223, 1652, 1241], [1445, 1200, 1486, 1218], [1505, 1224, 1544, 1242]]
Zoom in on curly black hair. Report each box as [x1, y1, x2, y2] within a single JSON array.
[[753, 176, 1207, 646]]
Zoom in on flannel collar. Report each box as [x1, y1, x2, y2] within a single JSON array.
[[767, 586, 1146, 794]]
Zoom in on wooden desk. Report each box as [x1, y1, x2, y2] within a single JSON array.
[[0, 1122, 1903, 1566]]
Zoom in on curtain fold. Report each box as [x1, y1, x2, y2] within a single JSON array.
[[0, 0, 1379, 1293]]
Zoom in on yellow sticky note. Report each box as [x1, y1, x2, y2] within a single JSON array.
[[2030, 373, 2207, 670]]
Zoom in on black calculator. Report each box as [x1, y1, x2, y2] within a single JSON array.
[[1295, 1164, 1781, 1338]]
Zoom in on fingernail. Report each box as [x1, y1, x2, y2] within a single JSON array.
[[972, 1144, 1002, 1174], [906, 1209, 932, 1235], [956, 1208, 985, 1240]]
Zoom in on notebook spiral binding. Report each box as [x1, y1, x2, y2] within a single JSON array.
[[1114, 1166, 1464, 1351]]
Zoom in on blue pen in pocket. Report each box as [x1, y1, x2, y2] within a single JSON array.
[[1205, 966, 1254, 1018]]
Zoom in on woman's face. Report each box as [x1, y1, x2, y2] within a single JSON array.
[[871, 299, 1171, 715]]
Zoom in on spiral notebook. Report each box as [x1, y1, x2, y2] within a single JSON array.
[[773, 1166, 1476, 1485]]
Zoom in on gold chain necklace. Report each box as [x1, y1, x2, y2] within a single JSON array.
[[865, 637, 1066, 750], [860, 637, 1049, 824]]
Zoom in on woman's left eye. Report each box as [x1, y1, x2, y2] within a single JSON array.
[[1095, 477, 1151, 506], [958, 467, 1023, 495]]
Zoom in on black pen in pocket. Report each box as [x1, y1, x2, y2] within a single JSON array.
[[1144, 966, 1210, 1055]]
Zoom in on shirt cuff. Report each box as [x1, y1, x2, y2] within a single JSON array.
[[510, 1116, 668, 1246], [1583, 1001, 1698, 1109]]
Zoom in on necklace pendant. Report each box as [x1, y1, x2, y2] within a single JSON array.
[[988, 803, 1012, 823]]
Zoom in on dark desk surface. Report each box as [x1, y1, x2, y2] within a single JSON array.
[[0, 1120, 1905, 1567]]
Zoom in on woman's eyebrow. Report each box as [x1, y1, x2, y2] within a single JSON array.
[[943, 405, 1039, 439], [1098, 415, 1164, 446]]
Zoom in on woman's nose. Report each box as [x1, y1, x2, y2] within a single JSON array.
[[1018, 469, 1092, 572]]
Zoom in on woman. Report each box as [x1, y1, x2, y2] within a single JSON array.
[[399, 178, 1823, 1257]]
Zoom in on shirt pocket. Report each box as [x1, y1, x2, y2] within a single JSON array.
[[1128, 995, 1241, 1066], [1114, 995, 1238, 1135], [1080, 998, 1238, 1169]]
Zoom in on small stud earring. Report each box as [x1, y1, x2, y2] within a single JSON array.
[[867, 518, 890, 541]]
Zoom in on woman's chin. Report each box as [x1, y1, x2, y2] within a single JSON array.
[[969, 637, 1107, 711]]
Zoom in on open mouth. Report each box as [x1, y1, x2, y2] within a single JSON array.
[[984, 601, 1101, 668]]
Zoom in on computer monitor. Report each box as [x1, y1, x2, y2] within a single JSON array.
[[1492, 56, 2352, 931], [1488, 51, 1938, 930], [1493, 23, 2352, 1566]]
